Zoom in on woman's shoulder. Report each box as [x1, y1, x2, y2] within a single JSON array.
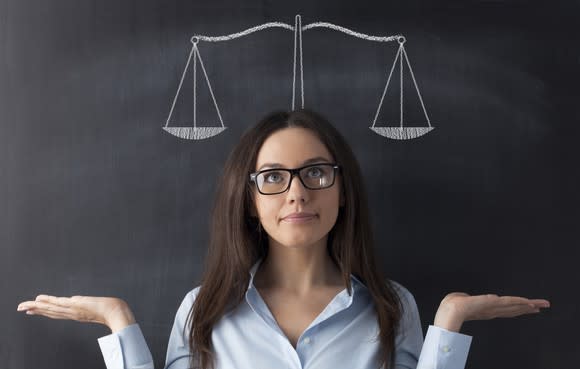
[[385, 279, 422, 336], [184, 285, 202, 303], [387, 279, 411, 296], [385, 278, 419, 310], [170, 285, 203, 332], [175, 285, 202, 315]]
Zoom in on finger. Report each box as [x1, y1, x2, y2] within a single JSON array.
[[496, 296, 534, 306], [495, 296, 551, 306], [25, 309, 73, 320], [497, 297, 551, 310], [35, 295, 74, 307], [492, 304, 542, 318], [24, 301, 76, 317], [527, 299, 550, 308], [33, 309, 102, 324], [18, 296, 79, 311], [468, 301, 539, 320], [25, 305, 98, 322], [26, 301, 102, 323], [17, 302, 34, 311]]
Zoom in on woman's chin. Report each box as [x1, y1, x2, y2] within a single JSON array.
[[277, 235, 325, 249]]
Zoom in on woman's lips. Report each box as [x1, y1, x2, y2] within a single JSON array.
[[282, 215, 317, 223]]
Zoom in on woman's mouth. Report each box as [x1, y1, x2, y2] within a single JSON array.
[[281, 215, 317, 223]]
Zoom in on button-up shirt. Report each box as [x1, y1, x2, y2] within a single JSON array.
[[98, 257, 472, 369]]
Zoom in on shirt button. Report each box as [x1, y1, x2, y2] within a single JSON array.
[[442, 345, 451, 353], [303, 337, 311, 344]]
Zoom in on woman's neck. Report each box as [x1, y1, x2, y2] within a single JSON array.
[[253, 237, 343, 297]]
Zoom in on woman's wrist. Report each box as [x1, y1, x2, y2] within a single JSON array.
[[433, 302, 465, 332], [105, 301, 137, 333]]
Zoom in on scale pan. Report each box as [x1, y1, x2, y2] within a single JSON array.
[[369, 126, 434, 140], [163, 126, 227, 140]]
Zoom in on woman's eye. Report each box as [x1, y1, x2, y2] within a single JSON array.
[[265, 172, 283, 183], [307, 167, 323, 177]]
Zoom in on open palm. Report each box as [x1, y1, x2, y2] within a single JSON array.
[[432, 292, 550, 332], [17, 295, 132, 329]]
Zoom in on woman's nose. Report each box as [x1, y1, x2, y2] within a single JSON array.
[[286, 174, 309, 201]]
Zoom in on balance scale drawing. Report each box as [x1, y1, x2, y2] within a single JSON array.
[[162, 15, 434, 141]]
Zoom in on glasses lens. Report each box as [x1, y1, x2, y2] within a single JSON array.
[[299, 164, 335, 189], [256, 170, 292, 194]]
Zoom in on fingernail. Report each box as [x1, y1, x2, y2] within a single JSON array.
[[26, 310, 34, 315]]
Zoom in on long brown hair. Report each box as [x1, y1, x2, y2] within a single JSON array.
[[185, 109, 403, 369]]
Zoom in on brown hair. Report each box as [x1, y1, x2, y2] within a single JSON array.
[[185, 109, 403, 369]]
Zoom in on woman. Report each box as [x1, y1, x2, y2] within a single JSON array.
[[17, 109, 550, 369]]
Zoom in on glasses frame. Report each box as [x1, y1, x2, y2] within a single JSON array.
[[249, 163, 341, 195]]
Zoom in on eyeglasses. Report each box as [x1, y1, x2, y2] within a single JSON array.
[[249, 163, 341, 195]]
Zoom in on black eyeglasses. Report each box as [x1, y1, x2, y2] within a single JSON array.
[[249, 163, 341, 195]]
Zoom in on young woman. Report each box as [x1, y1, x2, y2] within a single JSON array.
[[17, 109, 550, 369]]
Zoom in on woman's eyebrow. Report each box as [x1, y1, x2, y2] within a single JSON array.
[[257, 156, 332, 171]]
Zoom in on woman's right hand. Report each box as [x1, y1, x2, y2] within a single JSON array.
[[17, 295, 136, 333]]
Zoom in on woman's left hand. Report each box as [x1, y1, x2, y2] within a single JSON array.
[[433, 292, 550, 332]]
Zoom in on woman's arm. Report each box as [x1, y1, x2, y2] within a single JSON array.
[[99, 287, 201, 369], [17, 289, 200, 369], [17, 295, 153, 369], [392, 284, 550, 369], [392, 283, 473, 369]]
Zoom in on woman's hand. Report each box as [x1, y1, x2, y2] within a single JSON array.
[[433, 292, 551, 332], [17, 295, 136, 333]]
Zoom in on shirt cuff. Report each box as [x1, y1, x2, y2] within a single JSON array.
[[98, 323, 154, 369], [417, 325, 473, 369]]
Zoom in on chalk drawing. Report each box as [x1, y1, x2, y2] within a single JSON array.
[[162, 15, 434, 141]]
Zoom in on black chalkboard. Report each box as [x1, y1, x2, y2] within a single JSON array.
[[2, 1, 577, 368]]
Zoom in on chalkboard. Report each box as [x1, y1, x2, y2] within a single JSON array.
[[2, 1, 577, 368]]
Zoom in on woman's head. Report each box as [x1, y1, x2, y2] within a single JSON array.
[[227, 109, 369, 263], [188, 109, 402, 369]]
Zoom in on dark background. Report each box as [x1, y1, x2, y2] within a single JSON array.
[[2, 1, 578, 368]]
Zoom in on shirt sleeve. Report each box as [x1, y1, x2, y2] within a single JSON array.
[[97, 287, 200, 369], [391, 281, 473, 369], [97, 324, 154, 369]]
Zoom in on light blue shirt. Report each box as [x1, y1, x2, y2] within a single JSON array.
[[98, 257, 472, 369]]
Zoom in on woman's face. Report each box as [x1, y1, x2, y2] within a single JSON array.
[[253, 127, 343, 249]]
